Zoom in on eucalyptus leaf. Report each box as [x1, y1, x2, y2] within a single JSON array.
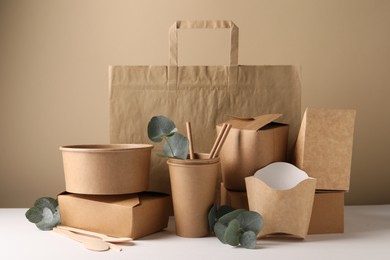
[[34, 197, 58, 213], [240, 230, 257, 249], [214, 222, 228, 244], [147, 116, 177, 142], [224, 219, 241, 246], [35, 207, 60, 231], [25, 207, 43, 223], [236, 211, 263, 235], [208, 204, 218, 231], [218, 209, 246, 225], [163, 133, 189, 159], [217, 205, 235, 218]]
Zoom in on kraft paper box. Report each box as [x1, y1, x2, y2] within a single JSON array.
[[308, 191, 344, 234], [219, 114, 289, 191], [245, 162, 316, 239], [220, 183, 249, 210], [294, 108, 356, 191], [58, 192, 171, 239]]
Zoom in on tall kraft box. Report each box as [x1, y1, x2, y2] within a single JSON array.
[[309, 191, 345, 234], [58, 192, 171, 239], [294, 108, 356, 191], [220, 183, 249, 210], [218, 114, 288, 191]]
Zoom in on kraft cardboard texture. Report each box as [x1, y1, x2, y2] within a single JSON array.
[[60, 144, 153, 194], [220, 183, 249, 210], [294, 108, 356, 191], [109, 20, 301, 195], [57, 192, 171, 239], [218, 114, 288, 191], [167, 156, 219, 237], [309, 191, 344, 234], [245, 163, 316, 239]]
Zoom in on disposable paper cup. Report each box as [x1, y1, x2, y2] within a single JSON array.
[[60, 144, 153, 195], [167, 154, 219, 238]]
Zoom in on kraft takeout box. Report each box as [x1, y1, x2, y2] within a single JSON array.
[[59, 144, 153, 194], [245, 162, 316, 239], [218, 114, 288, 191], [293, 108, 356, 191], [57, 192, 171, 239], [309, 191, 344, 234], [220, 183, 249, 210]]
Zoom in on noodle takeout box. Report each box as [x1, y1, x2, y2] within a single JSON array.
[[57, 191, 171, 239]]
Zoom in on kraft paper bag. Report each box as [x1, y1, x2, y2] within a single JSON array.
[[110, 20, 302, 194]]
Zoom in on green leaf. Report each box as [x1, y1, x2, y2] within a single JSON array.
[[224, 219, 241, 246], [214, 221, 228, 244], [35, 207, 60, 231], [240, 230, 257, 249], [236, 211, 264, 235], [25, 207, 43, 223], [218, 209, 246, 225], [163, 133, 189, 159], [34, 197, 58, 213], [208, 204, 218, 231], [147, 116, 177, 142], [217, 205, 235, 218]]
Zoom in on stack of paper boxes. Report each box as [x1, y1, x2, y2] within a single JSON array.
[[219, 114, 289, 210], [219, 109, 356, 234], [56, 145, 171, 239], [293, 108, 356, 234]]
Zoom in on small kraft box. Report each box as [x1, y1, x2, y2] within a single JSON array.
[[293, 108, 356, 191], [218, 114, 289, 191], [58, 192, 171, 239], [308, 191, 345, 234], [220, 183, 249, 210]]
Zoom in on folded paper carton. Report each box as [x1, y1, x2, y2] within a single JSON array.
[[309, 191, 344, 234], [58, 192, 171, 239], [294, 108, 356, 191], [245, 162, 316, 239], [220, 183, 249, 210], [218, 114, 288, 191]]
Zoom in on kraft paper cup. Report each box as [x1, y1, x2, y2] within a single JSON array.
[[167, 154, 219, 238], [60, 144, 153, 195], [245, 162, 316, 239]]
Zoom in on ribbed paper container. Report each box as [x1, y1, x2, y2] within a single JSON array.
[[60, 144, 153, 195]]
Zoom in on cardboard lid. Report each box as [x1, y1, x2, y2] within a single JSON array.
[[59, 192, 141, 208], [225, 114, 283, 130]]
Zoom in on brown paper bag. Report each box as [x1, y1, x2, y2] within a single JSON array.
[[109, 20, 301, 194]]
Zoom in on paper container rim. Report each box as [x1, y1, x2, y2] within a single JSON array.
[[245, 176, 317, 192], [59, 144, 153, 152], [167, 153, 219, 165], [167, 158, 219, 166]]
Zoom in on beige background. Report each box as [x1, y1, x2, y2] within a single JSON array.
[[1, 0, 389, 207]]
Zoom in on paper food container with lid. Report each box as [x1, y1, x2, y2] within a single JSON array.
[[218, 114, 289, 191], [60, 144, 153, 194], [57, 191, 171, 239]]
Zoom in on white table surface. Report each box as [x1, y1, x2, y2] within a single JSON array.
[[1, 205, 389, 260]]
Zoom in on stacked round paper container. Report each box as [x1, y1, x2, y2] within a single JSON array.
[[57, 144, 171, 239]]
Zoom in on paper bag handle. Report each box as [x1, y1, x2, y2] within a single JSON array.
[[169, 20, 239, 66]]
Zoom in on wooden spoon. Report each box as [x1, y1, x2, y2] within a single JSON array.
[[56, 225, 132, 243], [53, 227, 110, 251]]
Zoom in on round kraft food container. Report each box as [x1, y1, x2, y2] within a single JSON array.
[[59, 144, 153, 195]]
